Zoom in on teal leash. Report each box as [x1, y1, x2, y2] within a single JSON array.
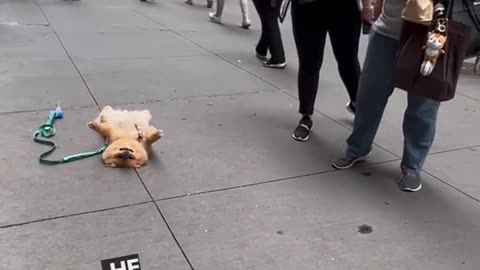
[[33, 104, 106, 165]]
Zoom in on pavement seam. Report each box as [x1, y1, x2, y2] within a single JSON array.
[[133, 169, 196, 270], [429, 144, 480, 156], [0, 157, 401, 229], [456, 91, 480, 103], [33, 0, 101, 108], [422, 169, 480, 204], [68, 53, 212, 62], [132, 9, 283, 91], [0, 89, 277, 116], [0, 201, 152, 229], [154, 158, 402, 202]]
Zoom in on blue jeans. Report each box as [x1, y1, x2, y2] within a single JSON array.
[[346, 30, 441, 175]]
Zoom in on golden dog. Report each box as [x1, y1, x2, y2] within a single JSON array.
[[88, 106, 163, 168]]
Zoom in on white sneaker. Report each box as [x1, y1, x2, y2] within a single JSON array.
[[346, 101, 355, 115], [208, 13, 222, 24], [240, 19, 251, 29]]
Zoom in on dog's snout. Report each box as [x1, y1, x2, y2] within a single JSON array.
[[115, 150, 134, 160]]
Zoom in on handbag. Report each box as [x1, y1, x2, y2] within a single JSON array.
[[392, 0, 474, 102], [402, 0, 434, 25], [452, 0, 480, 56]]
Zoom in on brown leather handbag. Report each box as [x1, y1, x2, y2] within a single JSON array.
[[393, 0, 474, 102]]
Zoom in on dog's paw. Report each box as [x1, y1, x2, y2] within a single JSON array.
[[154, 129, 163, 140], [132, 163, 143, 169], [88, 122, 97, 130], [147, 129, 163, 143], [104, 162, 117, 168]]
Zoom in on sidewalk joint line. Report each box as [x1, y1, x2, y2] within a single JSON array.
[[456, 91, 480, 103], [423, 170, 480, 204], [0, 90, 276, 116], [154, 158, 402, 202], [133, 169, 195, 270], [133, 9, 282, 90], [33, 0, 100, 108], [429, 144, 480, 156], [0, 201, 152, 229]]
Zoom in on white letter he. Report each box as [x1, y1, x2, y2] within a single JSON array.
[[110, 261, 127, 270], [127, 258, 140, 270]]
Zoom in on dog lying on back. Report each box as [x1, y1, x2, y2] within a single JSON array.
[[88, 106, 163, 168]]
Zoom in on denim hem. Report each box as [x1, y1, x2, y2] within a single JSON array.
[[400, 167, 421, 176]]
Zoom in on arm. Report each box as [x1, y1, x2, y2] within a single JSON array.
[[373, 0, 384, 21], [362, 0, 372, 9]]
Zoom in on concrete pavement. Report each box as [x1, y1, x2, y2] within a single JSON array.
[[1, 0, 480, 269]]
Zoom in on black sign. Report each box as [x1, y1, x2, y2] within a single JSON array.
[[101, 254, 141, 270]]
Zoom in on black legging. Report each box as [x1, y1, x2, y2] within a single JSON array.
[[252, 0, 285, 63], [292, 0, 361, 115]]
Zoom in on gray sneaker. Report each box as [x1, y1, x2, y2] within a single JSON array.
[[398, 172, 422, 192], [208, 13, 222, 24], [332, 151, 371, 170]]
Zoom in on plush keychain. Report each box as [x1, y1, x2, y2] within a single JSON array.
[[420, 3, 448, 76]]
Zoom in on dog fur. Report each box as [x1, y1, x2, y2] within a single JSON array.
[[88, 106, 163, 168]]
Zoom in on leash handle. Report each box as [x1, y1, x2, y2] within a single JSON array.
[[33, 105, 105, 165], [62, 146, 107, 163]]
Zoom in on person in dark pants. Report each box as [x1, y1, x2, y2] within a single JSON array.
[[252, 0, 286, 68], [291, 0, 374, 141]]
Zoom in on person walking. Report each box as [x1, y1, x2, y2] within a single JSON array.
[[208, 0, 252, 29], [252, 0, 286, 68], [291, 0, 374, 142], [332, 0, 442, 192]]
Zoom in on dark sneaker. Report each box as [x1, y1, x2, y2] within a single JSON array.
[[256, 52, 267, 60], [398, 172, 422, 192], [332, 151, 371, 170], [292, 116, 312, 142], [346, 101, 356, 115], [263, 59, 286, 69]]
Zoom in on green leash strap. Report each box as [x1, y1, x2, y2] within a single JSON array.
[[33, 109, 106, 165]]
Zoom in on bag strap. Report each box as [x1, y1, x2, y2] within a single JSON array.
[[462, 0, 480, 30]]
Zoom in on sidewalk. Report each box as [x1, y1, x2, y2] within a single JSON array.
[[1, 0, 480, 269]]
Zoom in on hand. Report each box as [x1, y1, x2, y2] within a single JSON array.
[[361, 5, 375, 24]]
